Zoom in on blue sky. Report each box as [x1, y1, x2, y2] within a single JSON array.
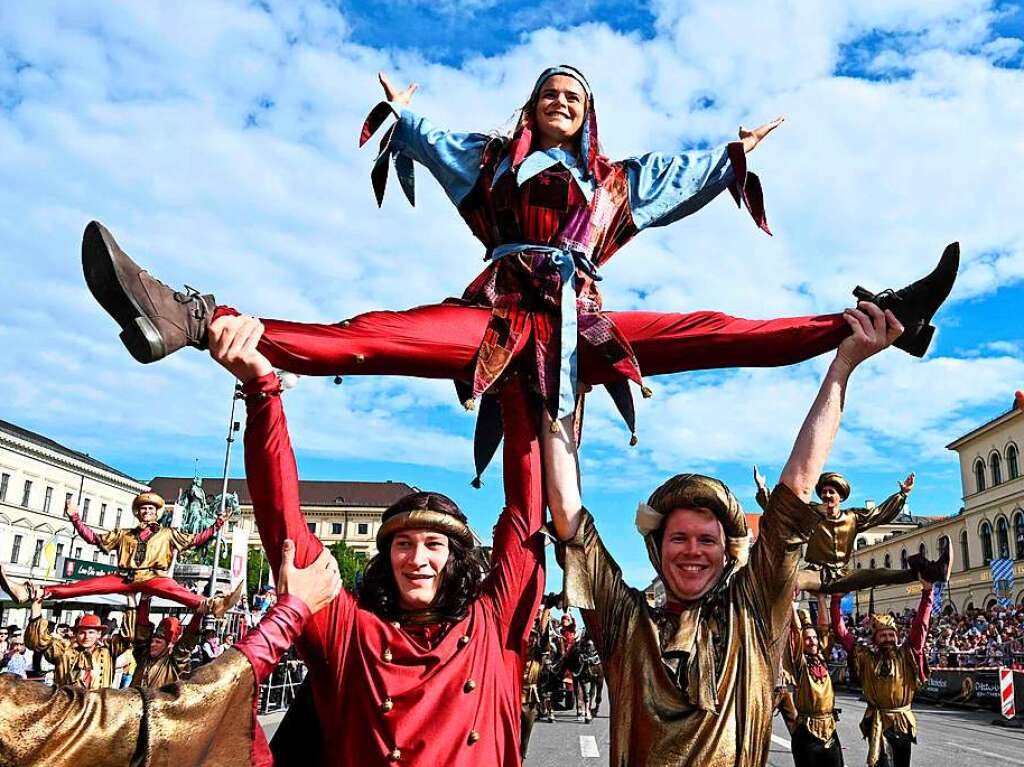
[[1, 1, 1022, 588]]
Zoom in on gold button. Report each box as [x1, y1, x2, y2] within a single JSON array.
[[382, 649, 392, 662], [467, 731, 480, 745], [355, 353, 365, 364], [391, 621, 401, 629], [389, 748, 402, 761], [340, 320, 351, 328], [458, 635, 470, 647], [463, 679, 476, 693], [382, 697, 394, 712]]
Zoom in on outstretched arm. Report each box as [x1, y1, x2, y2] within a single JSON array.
[[829, 594, 856, 654], [855, 473, 914, 531], [188, 513, 226, 548], [544, 412, 582, 542], [64, 497, 100, 547], [907, 580, 934, 654], [779, 303, 904, 501]]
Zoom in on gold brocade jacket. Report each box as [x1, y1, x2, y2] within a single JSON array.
[[132, 619, 201, 689], [560, 484, 820, 767], [25, 616, 132, 689], [0, 649, 257, 767], [853, 644, 924, 765], [793, 647, 837, 742], [804, 492, 907, 578], [95, 526, 203, 582]]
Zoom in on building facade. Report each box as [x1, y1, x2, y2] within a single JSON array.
[[0, 419, 149, 626], [851, 402, 1024, 615], [148, 476, 418, 561]]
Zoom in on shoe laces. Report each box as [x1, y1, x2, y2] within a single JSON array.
[[173, 285, 210, 320]]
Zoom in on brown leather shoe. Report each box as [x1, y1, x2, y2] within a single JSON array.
[[852, 242, 959, 358], [0, 564, 32, 605], [82, 221, 217, 363], [207, 579, 246, 618]]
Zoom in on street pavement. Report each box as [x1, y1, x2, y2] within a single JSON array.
[[522, 689, 1024, 766]]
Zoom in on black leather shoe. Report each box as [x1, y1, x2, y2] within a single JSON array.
[[852, 242, 959, 357], [907, 546, 952, 583], [82, 221, 217, 363]]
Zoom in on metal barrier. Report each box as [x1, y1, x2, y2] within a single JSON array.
[[257, 659, 306, 714]]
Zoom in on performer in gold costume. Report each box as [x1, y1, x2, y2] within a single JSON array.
[[543, 302, 905, 766], [129, 595, 205, 688], [787, 604, 843, 766], [831, 583, 934, 767], [24, 606, 131, 689], [754, 468, 951, 592], [0, 539, 340, 767]]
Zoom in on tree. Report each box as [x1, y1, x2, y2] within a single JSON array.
[[328, 541, 366, 591]]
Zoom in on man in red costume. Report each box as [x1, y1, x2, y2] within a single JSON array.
[[0, 494, 241, 616], [206, 311, 546, 766], [80, 66, 958, 483]]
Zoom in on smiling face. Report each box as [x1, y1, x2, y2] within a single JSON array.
[[150, 636, 169, 658], [533, 74, 587, 150], [390, 529, 451, 610], [818, 484, 842, 513], [875, 627, 899, 649], [135, 503, 159, 525], [802, 628, 820, 656], [75, 627, 101, 649], [659, 507, 727, 603]]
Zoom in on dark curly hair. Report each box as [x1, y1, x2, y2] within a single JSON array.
[[357, 492, 489, 623]]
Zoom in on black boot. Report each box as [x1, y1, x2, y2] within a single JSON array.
[[852, 242, 959, 357], [82, 221, 217, 364], [907, 546, 952, 583]]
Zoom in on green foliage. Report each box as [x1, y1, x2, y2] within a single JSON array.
[[243, 541, 366, 597]]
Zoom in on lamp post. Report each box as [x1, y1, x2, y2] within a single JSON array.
[[206, 371, 298, 599]]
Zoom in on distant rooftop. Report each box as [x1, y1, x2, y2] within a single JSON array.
[[0, 419, 139, 483], [149, 476, 418, 509]]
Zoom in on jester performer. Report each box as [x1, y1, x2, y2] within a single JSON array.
[[80, 65, 958, 484], [0, 494, 242, 616], [754, 468, 952, 592], [204, 312, 545, 766], [129, 594, 205, 688], [831, 582, 935, 767], [786, 603, 844, 767], [0, 539, 340, 767], [543, 302, 904, 765]]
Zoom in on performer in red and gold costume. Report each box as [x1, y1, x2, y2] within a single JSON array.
[[205, 312, 546, 766], [81, 66, 958, 483], [129, 595, 205, 688], [0, 539, 341, 767], [0, 494, 241, 615]]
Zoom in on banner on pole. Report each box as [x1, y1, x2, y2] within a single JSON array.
[[1000, 668, 1016, 719], [991, 558, 1014, 608], [230, 526, 249, 591]]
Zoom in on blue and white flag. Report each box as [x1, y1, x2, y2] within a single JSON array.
[[991, 558, 1014, 608], [931, 582, 945, 616]]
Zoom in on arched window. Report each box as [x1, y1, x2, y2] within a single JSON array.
[[856, 538, 867, 550], [975, 459, 986, 492], [991, 453, 1003, 486], [960, 530, 971, 570], [1009, 444, 1020, 480], [938, 535, 951, 557], [884, 553, 891, 568], [1014, 511, 1024, 559], [981, 521, 994, 564], [869, 558, 876, 569], [900, 549, 908, 569], [997, 516, 1011, 559], [918, 542, 927, 558]]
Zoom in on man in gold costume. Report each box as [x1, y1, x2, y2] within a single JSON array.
[[755, 468, 951, 592], [0, 539, 340, 767], [0, 494, 242, 615], [129, 595, 205, 688], [830, 581, 934, 767], [541, 302, 905, 765], [25, 606, 131, 689], [787, 604, 843, 766]]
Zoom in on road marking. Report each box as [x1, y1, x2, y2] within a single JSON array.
[[770, 734, 791, 750], [954, 744, 1021, 763], [580, 735, 600, 758]]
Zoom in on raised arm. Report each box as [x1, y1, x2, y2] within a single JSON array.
[[779, 303, 904, 501], [24, 598, 66, 665], [855, 473, 914, 531], [906, 581, 934, 655], [480, 380, 546, 642], [187, 513, 226, 548], [829, 594, 856, 654]]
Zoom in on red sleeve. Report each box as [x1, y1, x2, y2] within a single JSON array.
[[190, 517, 224, 548], [830, 595, 855, 653], [479, 381, 545, 646], [236, 594, 310, 683], [69, 513, 100, 546], [907, 587, 933, 655], [242, 373, 354, 665]]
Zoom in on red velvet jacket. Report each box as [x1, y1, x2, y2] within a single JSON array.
[[242, 373, 545, 766]]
